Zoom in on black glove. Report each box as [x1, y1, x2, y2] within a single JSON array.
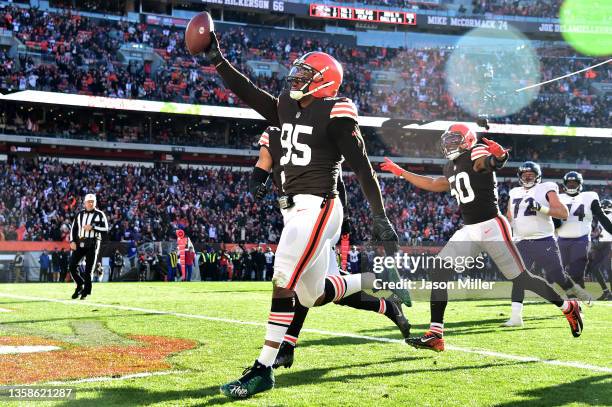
[[526, 198, 548, 216], [249, 167, 269, 200], [341, 217, 351, 236], [372, 214, 398, 254], [205, 32, 224, 65]]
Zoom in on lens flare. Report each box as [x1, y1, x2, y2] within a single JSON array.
[[560, 0, 612, 57], [445, 26, 541, 118]]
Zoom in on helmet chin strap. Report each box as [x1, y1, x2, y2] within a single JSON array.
[[290, 81, 335, 100]]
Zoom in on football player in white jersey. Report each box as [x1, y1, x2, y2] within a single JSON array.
[[503, 162, 591, 326], [558, 172, 612, 289], [587, 199, 612, 300], [348, 245, 361, 273]]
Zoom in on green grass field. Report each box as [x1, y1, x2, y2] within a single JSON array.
[[0, 282, 610, 406]]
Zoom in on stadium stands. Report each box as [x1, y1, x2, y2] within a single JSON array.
[[2, 102, 610, 165], [1, 159, 608, 244], [0, 6, 609, 127], [472, 0, 563, 18]]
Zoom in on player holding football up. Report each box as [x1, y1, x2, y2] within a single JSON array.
[[502, 162, 592, 327], [203, 34, 404, 398], [251, 126, 411, 369], [381, 123, 584, 352], [557, 171, 612, 291]]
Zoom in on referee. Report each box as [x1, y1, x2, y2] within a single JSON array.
[[69, 194, 109, 299]]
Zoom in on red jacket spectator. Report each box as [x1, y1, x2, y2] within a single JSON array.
[[185, 250, 195, 267]]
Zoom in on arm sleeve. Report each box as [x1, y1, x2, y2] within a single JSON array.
[[70, 214, 78, 242], [592, 200, 612, 234], [216, 61, 280, 126], [330, 118, 385, 215]]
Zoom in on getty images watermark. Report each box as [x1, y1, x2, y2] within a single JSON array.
[[372, 253, 496, 290]]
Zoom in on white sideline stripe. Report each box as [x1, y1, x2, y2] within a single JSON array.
[[44, 370, 188, 385], [0, 345, 60, 354], [0, 293, 610, 374], [0, 308, 12, 312]]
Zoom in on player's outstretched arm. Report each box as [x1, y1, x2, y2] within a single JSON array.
[[544, 191, 569, 219], [473, 137, 509, 173], [592, 199, 612, 234], [331, 119, 385, 215], [380, 157, 450, 192], [205, 32, 279, 125], [331, 119, 399, 253]]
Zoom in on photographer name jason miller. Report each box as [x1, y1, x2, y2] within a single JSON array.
[[374, 279, 496, 290]]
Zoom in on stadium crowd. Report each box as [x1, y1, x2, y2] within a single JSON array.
[[472, 0, 563, 18], [2, 103, 609, 165], [1, 159, 609, 247], [0, 6, 609, 128], [47, 0, 567, 18]]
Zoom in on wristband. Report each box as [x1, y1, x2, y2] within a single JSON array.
[[538, 206, 550, 215]]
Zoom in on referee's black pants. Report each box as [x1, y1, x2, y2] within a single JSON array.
[[69, 241, 100, 295]]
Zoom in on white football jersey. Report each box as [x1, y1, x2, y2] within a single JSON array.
[[599, 212, 612, 242], [349, 250, 359, 263], [558, 191, 599, 239], [508, 182, 558, 240]]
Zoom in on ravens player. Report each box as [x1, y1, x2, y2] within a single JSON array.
[[558, 172, 612, 291], [503, 161, 591, 327], [381, 123, 584, 352], [251, 126, 411, 369], [203, 34, 402, 398], [588, 199, 612, 300]]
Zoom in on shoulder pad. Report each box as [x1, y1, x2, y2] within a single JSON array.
[[330, 98, 358, 121], [470, 143, 490, 161], [539, 181, 559, 192]]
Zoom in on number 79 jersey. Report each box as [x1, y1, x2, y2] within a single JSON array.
[[508, 183, 558, 240], [557, 191, 599, 239], [442, 144, 500, 225]]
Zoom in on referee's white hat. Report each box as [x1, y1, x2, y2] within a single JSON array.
[[84, 193, 97, 207]]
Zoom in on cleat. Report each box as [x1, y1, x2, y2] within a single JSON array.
[[566, 285, 593, 307], [272, 341, 294, 369], [80, 293, 88, 300], [220, 360, 274, 399], [563, 300, 583, 338], [386, 301, 411, 339], [501, 318, 524, 327], [381, 264, 412, 307], [596, 290, 612, 301], [406, 331, 444, 352], [71, 288, 82, 299]]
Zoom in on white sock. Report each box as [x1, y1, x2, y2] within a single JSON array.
[[511, 302, 523, 319], [257, 345, 278, 367], [257, 298, 294, 367], [560, 300, 571, 313], [326, 274, 362, 302], [429, 322, 444, 336]]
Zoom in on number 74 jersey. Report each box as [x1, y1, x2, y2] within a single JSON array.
[[557, 191, 599, 239], [508, 183, 558, 240]]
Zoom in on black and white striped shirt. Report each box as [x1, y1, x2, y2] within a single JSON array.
[[70, 209, 109, 242]]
